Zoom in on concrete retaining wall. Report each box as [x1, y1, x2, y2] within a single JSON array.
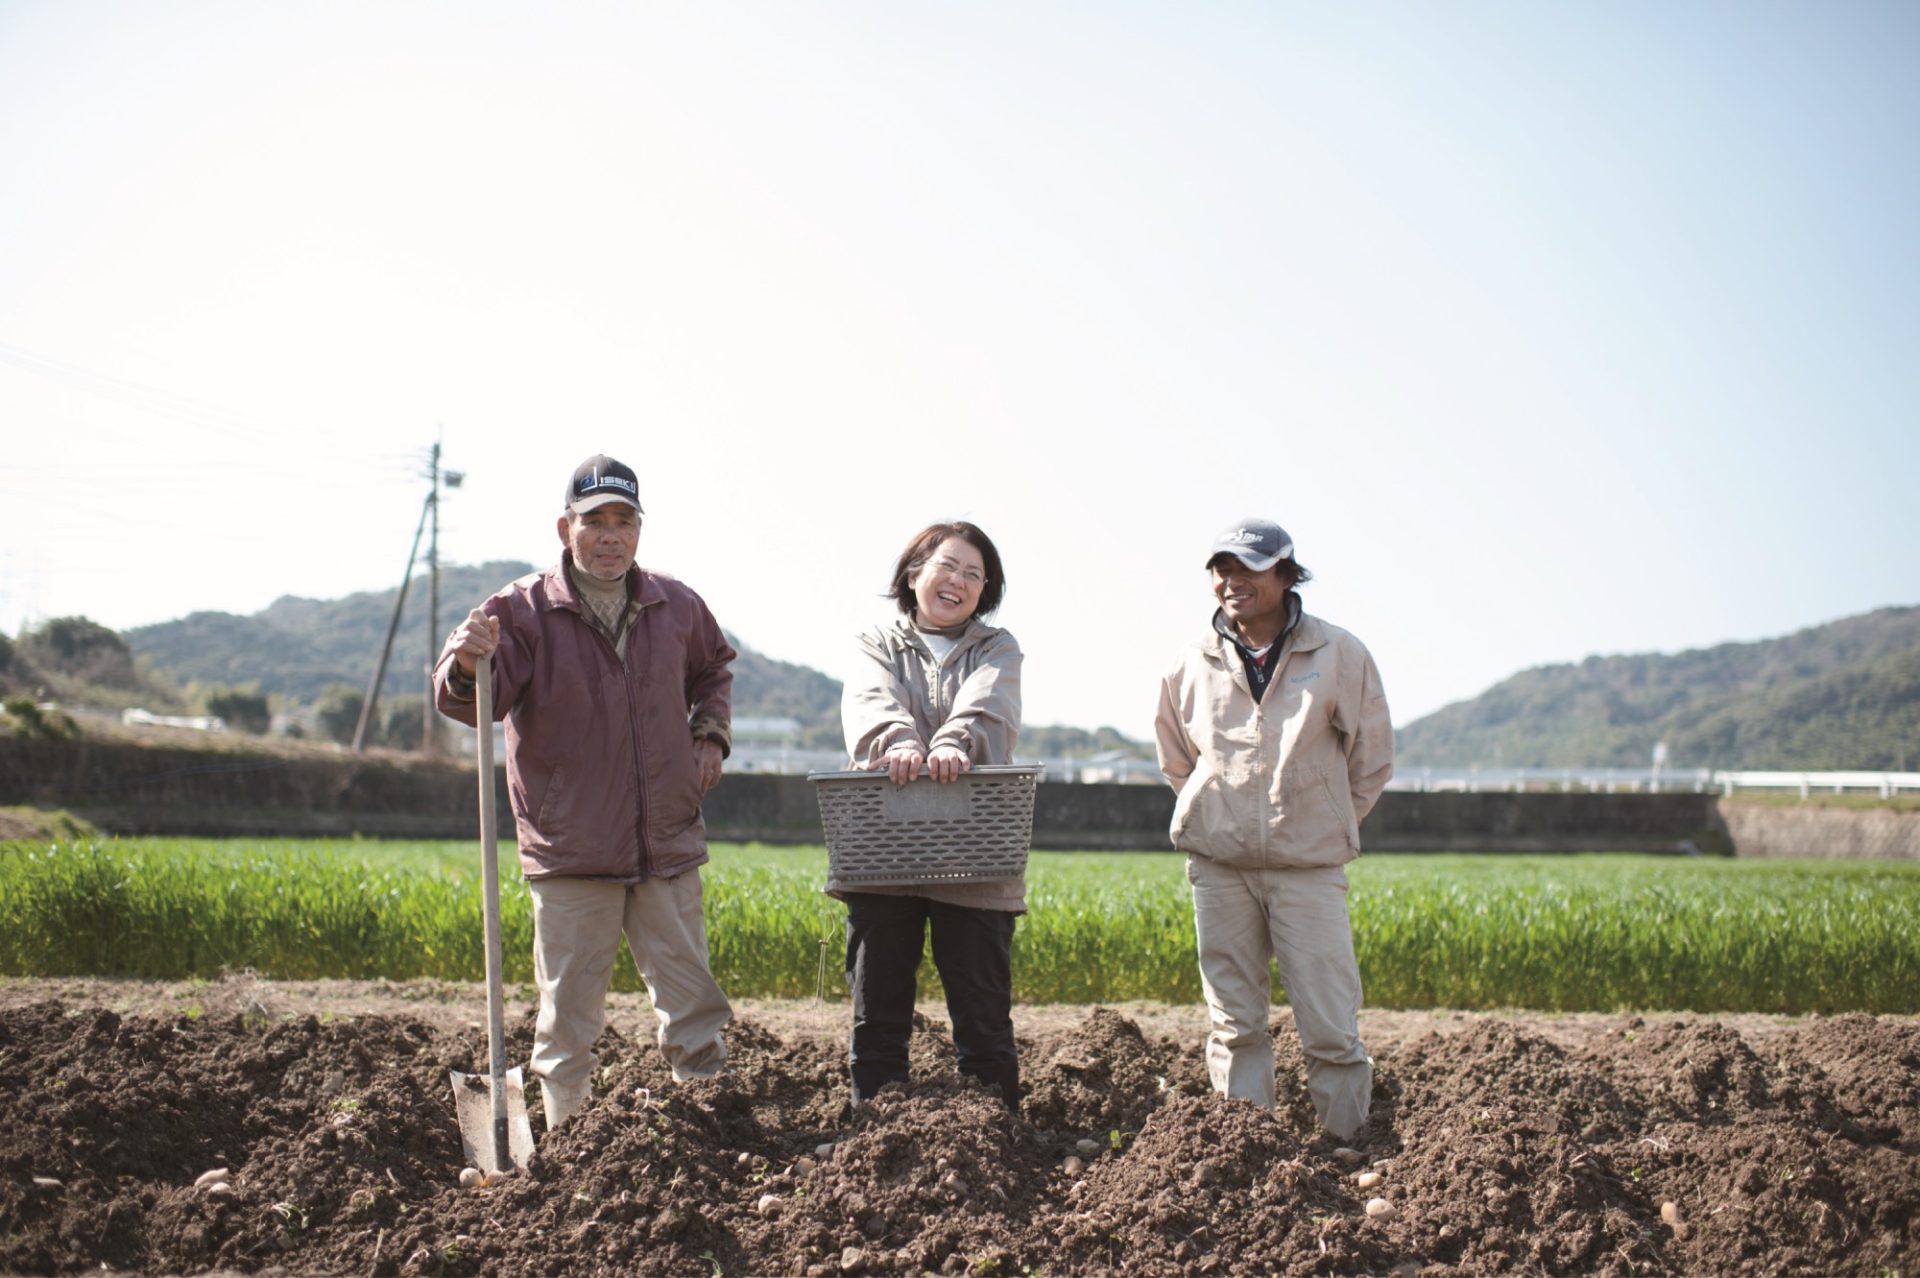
[[1720, 801, 1920, 860], [0, 734, 1908, 856], [0, 733, 487, 838], [1363, 790, 1730, 854]]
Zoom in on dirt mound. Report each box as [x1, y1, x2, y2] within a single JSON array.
[[749, 1082, 1052, 1276], [1050, 1089, 1377, 1276], [1022, 1005, 1201, 1135], [1, 999, 1913, 1275], [1778, 1012, 1920, 1148]]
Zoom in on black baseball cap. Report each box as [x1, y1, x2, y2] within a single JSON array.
[[1206, 517, 1294, 571], [565, 455, 644, 515]]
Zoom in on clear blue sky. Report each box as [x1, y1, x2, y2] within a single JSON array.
[[2, 2, 1916, 741]]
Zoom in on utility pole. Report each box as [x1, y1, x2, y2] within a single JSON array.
[[352, 439, 463, 755], [422, 436, 443, 758], [351, 491, 431, 753], [434, 448, 466, 754], [418, 435, 468, 756]]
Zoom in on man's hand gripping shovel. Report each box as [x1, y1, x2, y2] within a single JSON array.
[[450, 654, 535, 1174]]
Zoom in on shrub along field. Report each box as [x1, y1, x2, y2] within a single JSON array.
[[2, 838, 1916, 1013]]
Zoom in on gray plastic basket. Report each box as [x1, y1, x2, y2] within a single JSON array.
[[809, 764, 1042, 887]]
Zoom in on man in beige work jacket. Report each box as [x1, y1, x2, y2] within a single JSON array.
[[1154, 517, 1393, 1142]]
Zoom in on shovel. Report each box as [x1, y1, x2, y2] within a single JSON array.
[[450, 654, 535, 1173]]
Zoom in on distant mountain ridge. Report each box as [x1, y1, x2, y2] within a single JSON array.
[[1394, 605, 1920, 771], [127, 561, 844, 746], [128, 561, 537, 704], [123, 566, 1155, 754], [125, 573, 1920, 769]]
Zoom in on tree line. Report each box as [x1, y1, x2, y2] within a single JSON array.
[[1394, 605, 1920, 771], [13, 581, 1915, 770]]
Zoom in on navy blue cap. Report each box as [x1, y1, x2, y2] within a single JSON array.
[[1207, 517, 1294, 571], [566, 455, 643, 515]]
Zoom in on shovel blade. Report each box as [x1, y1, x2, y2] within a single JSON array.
[[450, 1067, 536, 1173]]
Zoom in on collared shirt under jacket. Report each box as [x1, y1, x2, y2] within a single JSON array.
[[1155, 601, 1393, 869], [834, 613, 1025, 912], [433, 561, 736, 883]]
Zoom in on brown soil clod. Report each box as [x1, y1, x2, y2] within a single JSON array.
[[0, 993, 1913, 1275]]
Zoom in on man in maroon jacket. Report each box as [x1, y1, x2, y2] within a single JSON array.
[[435, 454, 736, 1131]]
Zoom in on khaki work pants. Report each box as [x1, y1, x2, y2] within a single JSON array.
[[1186, 855, 1372, 1140], [527, 870, 732, 1127]]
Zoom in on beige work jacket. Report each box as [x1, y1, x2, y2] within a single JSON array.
[[1155, 606, 1393, 870], [833, 613, 1025, 912]]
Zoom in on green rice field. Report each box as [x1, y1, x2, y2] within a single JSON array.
[[2, 837, 1916, 1013]]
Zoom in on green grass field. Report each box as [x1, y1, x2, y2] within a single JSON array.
[[2, 837, 1916, 1013]]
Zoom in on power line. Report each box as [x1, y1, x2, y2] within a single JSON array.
[[0, 341, 444, 471], [0, 341, 280, 442]]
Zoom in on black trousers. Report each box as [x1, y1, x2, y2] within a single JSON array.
[[843, 892, 1019, 1109]]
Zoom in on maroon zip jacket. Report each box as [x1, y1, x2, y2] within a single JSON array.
[[433, 561, 736, 882]]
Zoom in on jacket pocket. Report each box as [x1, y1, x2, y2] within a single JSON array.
[[534, 764, 568, 840], [1174, 769, 1261, 861], [1317, 769, 1361, 852], [1263, 767, 1356, 865], [1169, 768, 1217, 847], [649, 774, 704, 841]]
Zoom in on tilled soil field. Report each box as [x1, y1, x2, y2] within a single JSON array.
[[0, 982, 1914, 1276]]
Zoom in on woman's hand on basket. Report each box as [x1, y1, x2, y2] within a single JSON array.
[[926, 744, 971, 784], [880, 745, 925, 787]]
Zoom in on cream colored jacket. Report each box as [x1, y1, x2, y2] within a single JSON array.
[[833, 613, 1025, 912], [1155, 603, 1393, 869]]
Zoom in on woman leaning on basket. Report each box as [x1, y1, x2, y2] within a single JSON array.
[[833, 520, 1024, 1110]]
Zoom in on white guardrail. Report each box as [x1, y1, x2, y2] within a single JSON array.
[[726, 748, 1170, 783], [1708, 770, 1920, 798], [729, 748, 1920, 797], [99, 710, 1920, 798], [1387, 767, 1920, 798]]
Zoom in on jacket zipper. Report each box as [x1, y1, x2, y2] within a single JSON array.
[[920, 629, 957, 738], [626, 645, 648, 879], [580, 601, 651, 878], [930, 646, 949, 727], [1219, 636, 1277, 859], [624, 612, 651, 878], [1249, 649, 1270, 858]]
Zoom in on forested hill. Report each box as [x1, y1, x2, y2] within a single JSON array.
[[121, 566, 1165, 754], [126, 561, 843, 745], [123, 578, 1920, 767], [128, 562, 538, 704], [1394, 605, 1920, 771]]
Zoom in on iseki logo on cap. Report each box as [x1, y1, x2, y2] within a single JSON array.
[[577, 470, 637, 498]]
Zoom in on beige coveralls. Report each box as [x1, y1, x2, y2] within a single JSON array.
[[1154, 600, 1393, 1140]]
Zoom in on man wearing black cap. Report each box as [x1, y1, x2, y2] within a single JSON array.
[[1153, 518, 1393, 1143], [434, 454, 737, 1132]]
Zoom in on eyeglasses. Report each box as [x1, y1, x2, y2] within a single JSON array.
[[928, 556, 987, 588]]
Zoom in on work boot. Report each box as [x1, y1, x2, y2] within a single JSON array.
[[541, 1079, 589, 1132]]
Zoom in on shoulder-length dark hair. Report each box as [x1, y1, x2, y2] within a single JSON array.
[[888, 521, 1006, 618]]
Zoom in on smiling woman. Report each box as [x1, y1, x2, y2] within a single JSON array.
[[834, 520, 1025, 1110], [909, 540, 987, 631], [887, 523, 1007, 630]]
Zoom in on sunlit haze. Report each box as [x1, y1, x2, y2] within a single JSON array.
[[3, 2, 1916, 738]]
